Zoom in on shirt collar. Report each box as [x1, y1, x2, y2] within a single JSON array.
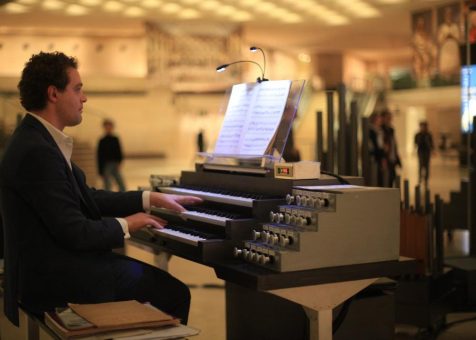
[[28, 113, 73, 169]]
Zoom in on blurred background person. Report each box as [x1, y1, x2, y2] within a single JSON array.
[[97, 119, 126, 191], [414, 121, 434, 185], [381, 109, 402, 187], [368, 112, 386, 186]]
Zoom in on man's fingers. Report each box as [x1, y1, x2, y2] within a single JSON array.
[[148, 221, 162, 229], [164, 200, 186, 213], [148, 219, 163, 229], [173, 195, 203, 207], [143, 215, 167, 230], [149, 214, 167, 226], [165, 195, 202, 213], [150, 193, 203, 213], [180, 196, 203, 205]]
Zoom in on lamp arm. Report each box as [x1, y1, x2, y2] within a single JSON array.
[[256, 48, 266, 80], [225, 60, 265, 81]]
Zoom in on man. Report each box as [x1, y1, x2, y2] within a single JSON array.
[[414, 121, 434, 185], [381, 109, 402, 187], [0, 52, 201, 326], [368, 112, 386, 186], [97, 119, 126, 191]]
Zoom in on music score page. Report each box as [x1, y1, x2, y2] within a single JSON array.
[[214, 80, 291, 156]]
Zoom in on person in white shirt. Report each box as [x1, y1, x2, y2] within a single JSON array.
[[0, 51, 202, 326]]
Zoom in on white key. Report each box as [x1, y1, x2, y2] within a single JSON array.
[[159, 187, 253, 207], [150, 228, 204, 246], [181, 211, 229, 226]]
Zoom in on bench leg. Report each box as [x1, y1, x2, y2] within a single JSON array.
[[26, 315, 39, 340]]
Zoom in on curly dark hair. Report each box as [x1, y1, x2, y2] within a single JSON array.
[[18, 52, 78, 112]]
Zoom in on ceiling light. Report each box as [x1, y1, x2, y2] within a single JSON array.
[[309, 5, 338, 19], [254, 2, 276, 13], [178, 8, 200, 19], [4, 3, 29, 13], [322, 15, 349, 25], [310, 4, 334, 16], [267, 8, 290, 19], [351, 4, 380, 18], [141, 0, 162, 8], [239, 0, 261, 7], [161, 3, 181, 13], [180, 0, 200, 4], [215, 5, 236, 16], [229, 10, 252, 22], [298, 53, 311, 63], [42, 0, 65, 10], [103, 1, 124, 12], [123, 6, 145, 16], [78, 0, 100, 6], [66, 4, 88, 15]]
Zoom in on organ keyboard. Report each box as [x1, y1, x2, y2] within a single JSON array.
[[158, 186, 256, 207], [130, 165, 357, 265], [148, 227, 206, 246]]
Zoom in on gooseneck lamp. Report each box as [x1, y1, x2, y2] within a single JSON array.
[[216, 46, 268, 82]]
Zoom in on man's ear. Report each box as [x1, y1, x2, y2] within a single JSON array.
[[47, 85, 58, 103]]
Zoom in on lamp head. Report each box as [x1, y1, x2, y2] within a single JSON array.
[[250, 46, 258, 53], [215, 60, 267, 82], [216, 64, 228, 73]]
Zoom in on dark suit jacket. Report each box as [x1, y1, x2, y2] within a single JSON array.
[[0, 114, 143, 325]]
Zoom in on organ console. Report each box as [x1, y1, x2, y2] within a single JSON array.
[[130, 80, 399, 273], [131, 165, 358, 265]]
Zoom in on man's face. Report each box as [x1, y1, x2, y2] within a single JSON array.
[[56, 67, 87, 128], [104, 122, 114, 134]]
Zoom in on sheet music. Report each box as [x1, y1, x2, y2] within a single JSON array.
[[240, 80, 291, 155], [213, 80, 292, 156], [214, 83, 253, 154]]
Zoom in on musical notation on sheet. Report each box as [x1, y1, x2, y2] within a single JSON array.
[[214, 80, 291, 156]]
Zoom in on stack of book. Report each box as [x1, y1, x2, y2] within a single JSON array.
[[45, 300, 199, 339]]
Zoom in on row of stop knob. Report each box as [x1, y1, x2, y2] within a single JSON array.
[[252, 229, 293, 247], [269, 211, 314, 226], [234, 247, 273, 265], [286, 194, 329, 208]]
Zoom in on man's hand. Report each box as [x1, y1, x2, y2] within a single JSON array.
[[125, 212, 167, 233], [150, 192, 203, 213]]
